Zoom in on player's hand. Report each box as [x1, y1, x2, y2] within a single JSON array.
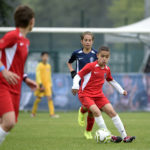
[[25, 78, 38, 91], [2, 69, 20, 85], [123, 90, 127, 96], [39, 84, 45, 92], [72, 89, 78, 96], [71, 70, 77, 79]]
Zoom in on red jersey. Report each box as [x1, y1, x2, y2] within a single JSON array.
[[0, 28, 29, 94], [78, 61, 113, 97]]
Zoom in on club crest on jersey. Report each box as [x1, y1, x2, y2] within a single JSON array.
[[90, 57, 94, 62], [104, 73, 107, 79]]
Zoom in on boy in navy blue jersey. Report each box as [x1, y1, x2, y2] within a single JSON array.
[[67, 32, 97, 139]]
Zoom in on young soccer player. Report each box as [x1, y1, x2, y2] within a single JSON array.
[[67, 32, 97, 139], [0, 5, 37, 144], [72, 46, 136, 143], [31, 52, 59, 118]]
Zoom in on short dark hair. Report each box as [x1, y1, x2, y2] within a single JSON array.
[[80, 31, 94, 40], [14, 5, 34, 28], [41, 51, 49, 56], [98, 46, 110, 53]]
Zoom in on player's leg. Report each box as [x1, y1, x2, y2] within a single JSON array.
[[31, 96, 41, 117], [47, 96, 54, 116], [47, 96, 59, 118], [46, 86, 59, 118], [79, 96, 108, 129], [0, 112, 15, 144], [0, 90, 16, 144], [89, 104, 108, 130], [102, 103, 135, 143], [84, 110, 95, 139], [78, 105, 88, 127]]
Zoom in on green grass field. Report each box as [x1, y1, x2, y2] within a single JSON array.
[[0, 112, 150, 150]]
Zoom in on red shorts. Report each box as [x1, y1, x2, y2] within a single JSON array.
[[0, 89, 20, 122], [78, 95, 110, 109]]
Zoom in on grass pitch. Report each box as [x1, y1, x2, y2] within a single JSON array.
[[0, 112, 150, 150]]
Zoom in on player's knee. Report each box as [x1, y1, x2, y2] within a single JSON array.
[[47, 96, 52, 101], [3, 119, 16, 131], [48, 99, 52, 102], [35, 97, 41, 103], [107, 110, 117, 118], [92, 110, 100, 117]]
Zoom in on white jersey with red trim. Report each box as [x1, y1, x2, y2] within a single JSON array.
[[78, 61, 113, 97], [0, 28, 29, 94]]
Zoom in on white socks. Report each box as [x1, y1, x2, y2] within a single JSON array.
[[95, 115, 108, 129], [0, 127, 8, 144], [112, 115, 127, 138]]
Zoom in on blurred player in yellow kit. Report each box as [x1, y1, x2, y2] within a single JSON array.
[[31, 52, 59, 118]]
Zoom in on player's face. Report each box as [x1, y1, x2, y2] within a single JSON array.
[[81, 35, 93, 50], [97, 51, 110, 66], [41, 54, 49, 63]]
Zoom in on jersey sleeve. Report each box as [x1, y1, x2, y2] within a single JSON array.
[[68, 51, 76, 63], [78, 63, 92, 78], [49, 64, 52, 87], [36, 64, 42, 85], [106, 68, 113, 81], [0, 32, 18, 50]]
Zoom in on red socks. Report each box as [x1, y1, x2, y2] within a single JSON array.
[[86, 112, 95, 131], [80, 106, 88, 113], [80, 106, 95, 131]]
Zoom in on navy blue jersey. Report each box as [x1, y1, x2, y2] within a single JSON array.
[[68, 48, 97, 72]]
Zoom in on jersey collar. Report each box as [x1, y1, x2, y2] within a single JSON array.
[[95, 61, 107, 69], [82, 48, 95, 54]]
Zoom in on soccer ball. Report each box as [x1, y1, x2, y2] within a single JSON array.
[[95, 128, 111, 143]]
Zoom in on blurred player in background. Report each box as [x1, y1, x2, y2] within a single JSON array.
[[67, 32, 97, 139], [72, 46, 135, 143], [0, 5, 37, 144], [31, 52, 59, 118]]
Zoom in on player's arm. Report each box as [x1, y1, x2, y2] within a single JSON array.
[[106, 68, 127, 96], [72, 74, 81, 95], [0, 35, 20, 85], [67, 51, 77, 78], [23, 74, 38, 91], [0, 32, 18, 50], [0, 61, 20, 85], [72, 63, 92, 95], [109, 80, 127, 96]]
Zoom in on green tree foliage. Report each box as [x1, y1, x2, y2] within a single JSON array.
[[20, 0, 112, 27], [0, 0, 18, 26], [108, 0, 144, 27]]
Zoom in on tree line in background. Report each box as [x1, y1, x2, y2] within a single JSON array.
[[0, 0, 145, 27]]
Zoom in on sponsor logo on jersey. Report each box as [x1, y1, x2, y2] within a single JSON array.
[[78, 57, 83, 60], [94, 72, 99, 74], [20, 42, 24, 46]]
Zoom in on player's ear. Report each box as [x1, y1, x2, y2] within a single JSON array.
[[29, 18, 35, 28]]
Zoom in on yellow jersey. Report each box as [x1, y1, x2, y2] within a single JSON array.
[[36, 62, 52, 88]]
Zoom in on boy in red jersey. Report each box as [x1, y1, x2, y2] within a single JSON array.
[[72, 46, 135, 143], [0, 5, 37, 144]]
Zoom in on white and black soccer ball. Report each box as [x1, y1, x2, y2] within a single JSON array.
[[95, 128, 111, 143]]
